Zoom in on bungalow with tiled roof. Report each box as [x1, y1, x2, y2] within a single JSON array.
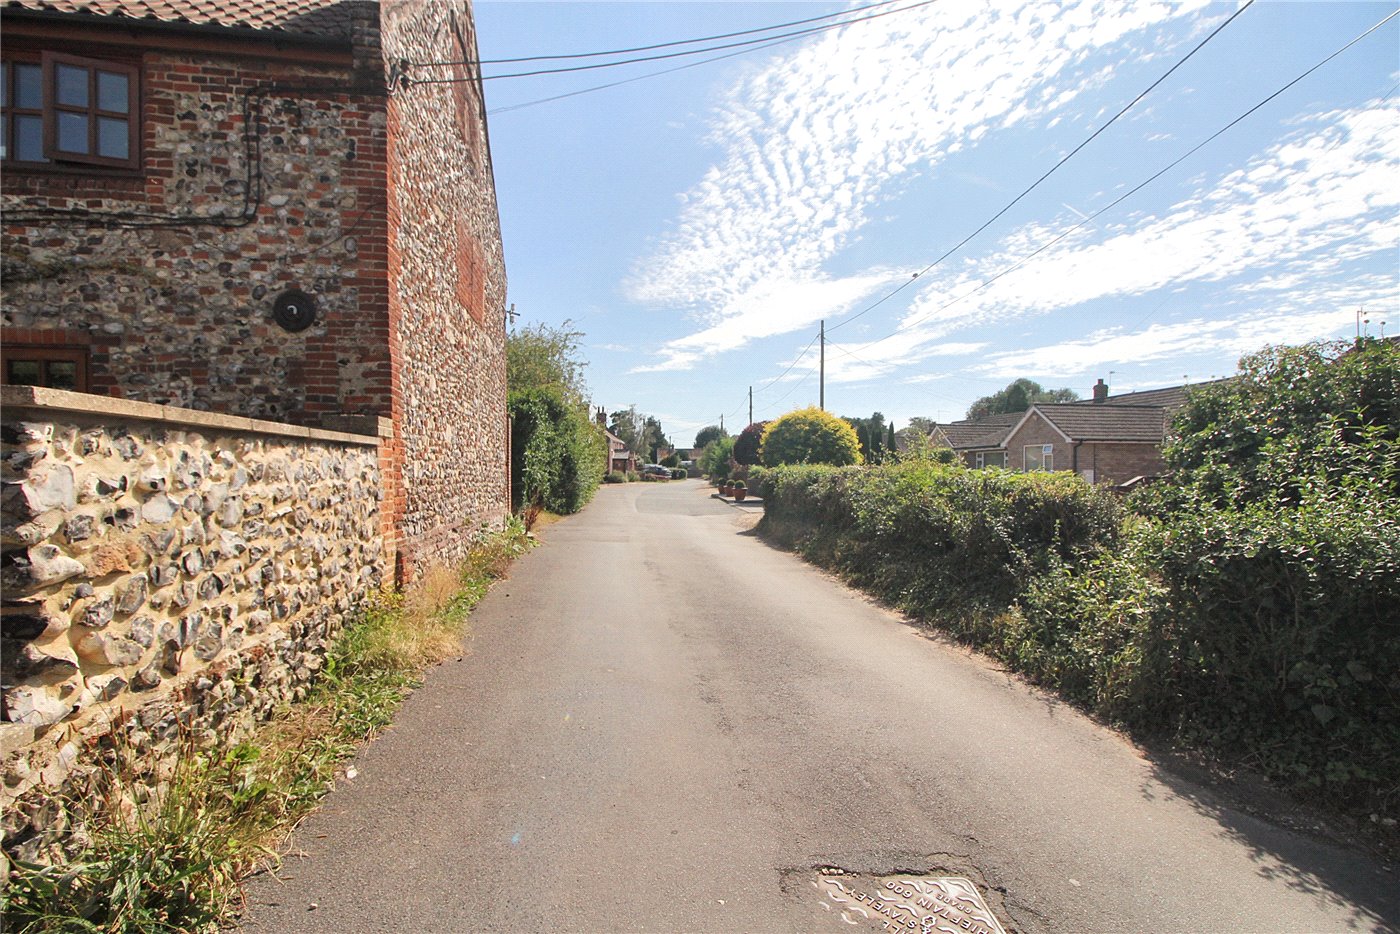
[[932, 377, 1230, 485]]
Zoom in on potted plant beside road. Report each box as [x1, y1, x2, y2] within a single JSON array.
[[731, 480, 747, 501]]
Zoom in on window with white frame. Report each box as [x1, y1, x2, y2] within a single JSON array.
[[1024, 444, 1053, 471], [975, 451, 1006, 468]]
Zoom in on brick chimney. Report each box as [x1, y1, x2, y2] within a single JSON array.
[[595, 406, 607, 428], [1092, 378, 1109, 403]]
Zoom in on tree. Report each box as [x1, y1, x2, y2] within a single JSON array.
[[507, 321, 605, 514], [609, 407, 642, 452], [694, 425, 727, 449], [609, 407, 668, 461], [760, 407, 863, 467], [699, 435, 737, 481], [507, 321, 589, 405], [966, 379, 1078, 419], [842, 412, 887, 463], [732, 421, 769, 466], [641, 416, 669, 463], [1161, 338, 1399, 507], [509, 387, 606, 514]]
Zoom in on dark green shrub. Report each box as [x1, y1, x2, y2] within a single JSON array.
[[1154, 338, 1399, 508], [604, 471, 626, 484], [661, 453, 681, 468], [508, 387, 606, 514], [671, 468, 688, 480], [626, 470, 640, 482], [733, 421, 769, 465], [731, 479, 746, 489], [759, 461, 1120, 632], [1145, 487, 1397, 806]]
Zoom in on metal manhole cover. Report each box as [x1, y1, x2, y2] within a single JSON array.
[[813, 871, 1008, 934]]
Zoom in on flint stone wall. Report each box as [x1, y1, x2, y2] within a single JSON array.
[[0, 45, 392, 427], [381, 0, 510, 576], [0, 386, 385, 862]]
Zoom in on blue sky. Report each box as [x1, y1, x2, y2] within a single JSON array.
[[474, 0, 1400, 446]]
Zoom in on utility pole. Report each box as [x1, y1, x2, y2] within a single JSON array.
[[819, 319, 826, 411], [748, 386, 753, 426], [720, 413, 725, 433]]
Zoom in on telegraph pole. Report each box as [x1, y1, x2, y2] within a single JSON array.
[[748, 386, 753, 426], [720, 413, 725, 433], [819, 319, 826, 411]]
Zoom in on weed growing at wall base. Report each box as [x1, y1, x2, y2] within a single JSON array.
[[3, 522, 530, 933]]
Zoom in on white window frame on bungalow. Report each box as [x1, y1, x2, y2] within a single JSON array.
[[975, 451, 1006, 469], [1, 51, 140, 170], [1024, 443, 1053, 471]]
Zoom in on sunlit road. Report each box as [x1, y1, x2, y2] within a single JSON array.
[[239, 479, 1396, 933]]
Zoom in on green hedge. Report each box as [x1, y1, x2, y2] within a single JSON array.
[[759, 462, 1121, 639], [759, 456, 1398, 820], [508, 387, 607, 514], [1014, 484, 1399, 815]]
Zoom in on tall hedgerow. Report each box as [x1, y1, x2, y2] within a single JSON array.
[[759, 460, 1120, 636], [1022, 339, 1400, 820], [508, 387, 606, 514], [506, 322, 607, 514]]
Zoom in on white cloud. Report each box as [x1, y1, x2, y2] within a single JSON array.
[[972, 276, 1400, 381], [628, 268, 903, 372], [626, 0, 1215, 368], [880, 98, 1400, 350]]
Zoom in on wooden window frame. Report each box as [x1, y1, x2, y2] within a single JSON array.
[[1, 344, 90, 392], [0, 51, 139, 170], [2, 55, 46, 166], [43, 52, 140, 169]]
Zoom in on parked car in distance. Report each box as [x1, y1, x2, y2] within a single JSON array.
[[641, 464, 671, 479]]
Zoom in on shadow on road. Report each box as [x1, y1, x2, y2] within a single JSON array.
[[1135, 752, 1398, 929], [736, 515, 1398, 928]]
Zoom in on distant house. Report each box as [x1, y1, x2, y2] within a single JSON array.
[[931, 378, 1228, 485], [604, 428, 636, 474], [594, 409, 635, 474]]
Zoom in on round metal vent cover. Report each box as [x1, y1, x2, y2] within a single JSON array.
[[271, 289, 317, 332]]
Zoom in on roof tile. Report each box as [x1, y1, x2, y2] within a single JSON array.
[[3, 0, 362, 40]]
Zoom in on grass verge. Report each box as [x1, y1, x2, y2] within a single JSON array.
[[2, 521, 531, 933]]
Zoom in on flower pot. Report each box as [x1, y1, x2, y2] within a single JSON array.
[[733, 489, 747, 502]]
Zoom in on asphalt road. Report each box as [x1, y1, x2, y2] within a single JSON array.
[[239, 479, 1397, 933]]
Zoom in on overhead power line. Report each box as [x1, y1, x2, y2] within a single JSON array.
[[826, 0, 1256, 335], [438, 0, 907, 66], [489, 34, 800, 116], [851, 6, 1400, 355], [403, 0, 939, 85]]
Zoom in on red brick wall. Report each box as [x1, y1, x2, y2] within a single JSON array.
[[999, 414, 1165, 483], [1077, 442, 1166, 485], [1001, 415, 1067, 473], [1, 36, 392, 427]]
